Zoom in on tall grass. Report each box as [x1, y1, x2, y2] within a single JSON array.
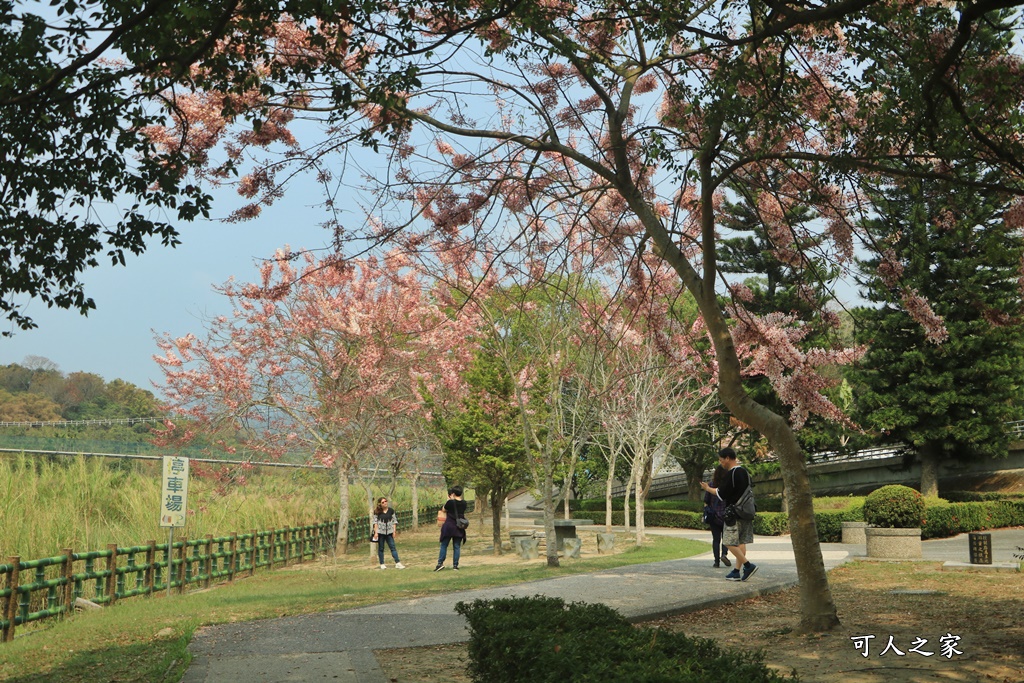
[[0, 453, 447, 561]]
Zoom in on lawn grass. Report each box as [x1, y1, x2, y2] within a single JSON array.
[[0, 528, 708, 682]]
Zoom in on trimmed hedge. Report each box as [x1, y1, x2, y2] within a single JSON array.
[[574, 497, 784, 513], [573, 505, 860, 542], [455, 595, 797, 683], [572, 499, 1024, 541], [944, 491, 1024, 503], [923, 500, 1024, 539]]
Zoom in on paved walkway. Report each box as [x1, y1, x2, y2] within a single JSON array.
[[181, 515, 1024, 683]]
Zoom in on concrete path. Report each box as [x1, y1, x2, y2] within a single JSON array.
[[181, 521, 1023, 683]]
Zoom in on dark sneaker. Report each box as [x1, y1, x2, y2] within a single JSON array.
[[452, 566, 460, 571], [713, 561, 721, 568], [741, 563, 758, 581], [434, 565, 444, 572], [722, 557, 731, 567], [725, 569, 741, 581]]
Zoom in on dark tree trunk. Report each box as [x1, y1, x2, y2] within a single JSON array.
[[919, 442, 941, 498]]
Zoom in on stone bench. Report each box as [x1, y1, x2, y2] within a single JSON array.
[[532, 518, 595, 551]]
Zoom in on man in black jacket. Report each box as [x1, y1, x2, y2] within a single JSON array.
[[700, 447, 758, 581]]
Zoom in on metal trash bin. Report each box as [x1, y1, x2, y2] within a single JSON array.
[[968, 532, 992, 564]]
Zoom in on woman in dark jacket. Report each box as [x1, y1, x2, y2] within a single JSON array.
[[703, 466, 731, 569], [434, 486, 466, 571]]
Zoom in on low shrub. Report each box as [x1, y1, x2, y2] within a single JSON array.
[[455, 595, 797, 683], [863, 485, 926, 528]]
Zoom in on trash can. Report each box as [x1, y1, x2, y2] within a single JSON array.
[[968, 532, 992, 564]]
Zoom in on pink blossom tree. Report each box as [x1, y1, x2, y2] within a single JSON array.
[[140, 1, 1024, 631], [154, 249, 478, 551]]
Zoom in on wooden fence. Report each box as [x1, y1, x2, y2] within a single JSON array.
[[0, 502, 459, 643], [0, 520, 338, 642], [0, 522, 342, 643]]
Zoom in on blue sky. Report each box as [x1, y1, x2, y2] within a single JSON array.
[[0, 192, 339, 394]]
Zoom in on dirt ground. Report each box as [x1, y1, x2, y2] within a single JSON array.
[[376, 560, 1023, 683]]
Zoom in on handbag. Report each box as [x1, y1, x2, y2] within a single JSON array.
[[452, 501, 470, 529], [702, 504, 713, 525], [728, 467, 756, 521]]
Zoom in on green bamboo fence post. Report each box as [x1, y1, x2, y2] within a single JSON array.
[[268, 530, 276, 570], [250, 529, 257, 577], [145, 540, 155, 596], [283, 528, 290, 568], [62, 548, 74, 618], [3, 557, 19, 642], [229, 533, 237, 582], [105, 544, 118, 605], [204, 535, 213, 589], [177, 542, 186, 595]]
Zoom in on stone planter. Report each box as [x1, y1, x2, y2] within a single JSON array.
[[841, 521, 867, 544], [865, 526, 922, 559]]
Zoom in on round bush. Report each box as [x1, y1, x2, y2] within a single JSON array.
[[863, 485, 926, 528]]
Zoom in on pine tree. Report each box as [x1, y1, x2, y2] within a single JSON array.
[[856, 175, 1024, 496]]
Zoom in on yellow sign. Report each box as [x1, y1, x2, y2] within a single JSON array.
[[159, 456, 189, 528]]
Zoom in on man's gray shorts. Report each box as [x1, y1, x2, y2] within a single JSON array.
[[723, 519, 753, 546]]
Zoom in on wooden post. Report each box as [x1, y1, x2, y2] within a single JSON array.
[[145, 540, 156, 593], [228, 533, 237, 582], [204, 535, 213, 589], [61, 549, 74, 617], [250, 529, 258, 577], [4, 557, 20, 642], [105, 545, 118, 604]]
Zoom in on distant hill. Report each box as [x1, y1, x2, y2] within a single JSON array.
[[0, 358, 161, 434]]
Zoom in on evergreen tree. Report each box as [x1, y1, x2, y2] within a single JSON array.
[[718, 187, 857, 455], [855, 175, 1024, 496]]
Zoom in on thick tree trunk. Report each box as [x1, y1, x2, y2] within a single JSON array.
[[635, 456, 653, 547], [336, 465, 351, 553], [684, 460, 705, 500], [623, 470, 632, 533], [411, 471, 420, 529], [919, 443, 941, 497], [604, 454, 616, 532], [543, 466, 560, 567], [490, 486, 506, 555]]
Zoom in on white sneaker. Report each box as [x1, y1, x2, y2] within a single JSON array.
[[395, 562, 406, 569], [379, 564, 387, 569]]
